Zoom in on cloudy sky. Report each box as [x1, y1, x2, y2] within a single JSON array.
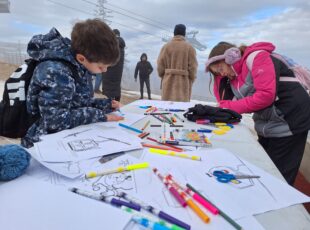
[[1, 0, 310, 70]]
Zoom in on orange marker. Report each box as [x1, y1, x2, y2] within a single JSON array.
[[165, 176, 210, 223]]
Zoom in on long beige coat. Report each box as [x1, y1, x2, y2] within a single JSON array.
[[157, 35, 198, 102]]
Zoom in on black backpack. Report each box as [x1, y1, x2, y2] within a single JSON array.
[[183, 104, 242, 123], [0, 59, 78, 138]]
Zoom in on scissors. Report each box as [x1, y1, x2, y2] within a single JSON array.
[[213, 170, 260, 183]]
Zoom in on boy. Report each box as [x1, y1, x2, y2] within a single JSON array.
[[22, 19, 123, 148]]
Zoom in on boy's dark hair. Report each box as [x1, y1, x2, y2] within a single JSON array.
[[71, 18, 120, 64]]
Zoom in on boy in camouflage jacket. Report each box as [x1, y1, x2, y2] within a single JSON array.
[[22, 19, 123, 148]]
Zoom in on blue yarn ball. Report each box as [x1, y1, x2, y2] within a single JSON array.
[[0, 144, 31, 181]]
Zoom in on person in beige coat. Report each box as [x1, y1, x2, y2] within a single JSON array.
[[157, 24, 198, 102]]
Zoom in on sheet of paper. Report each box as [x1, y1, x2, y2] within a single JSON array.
[[130, 99, 195, 110], [236, 216, 265, 230], [0, 175, 132, 230], [136, 148, 310, 220], [36, 126, 142, 162]]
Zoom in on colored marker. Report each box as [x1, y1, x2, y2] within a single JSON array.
[[174, 113, 185, 122], [186, 183, 243, 230], [142, 143, 182, 152], [152, 114, 165, 123], [142, 120, 151, 130], [195, 119, 210, 125], [122, 207, 185, 230], [85, 162, 149, 179], [118, 192, 191, 230], [132, 215, 170, 230], [138, 132, 150, 139], [151, 124, 162, 127], [197, 129, 212, 133], [149, 148, 201, 161], [119, 123, 143, 133], [166, 175, 219, 215], [165, 177, 210, 223], [146, 137, 184, 152], [145, 112, 172, 115], [139, 106, 152, 109], [69, 187, 141, 211], [153, 168, 187, 207]]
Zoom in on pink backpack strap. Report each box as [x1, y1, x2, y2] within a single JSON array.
[[246, 50, 264, 71], [246, 50, 300, 84]]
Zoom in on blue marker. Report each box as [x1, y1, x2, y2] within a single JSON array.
[[139, 105, 152, 109], [132, 216, 170, 230], [119, 123, 143, 133], [197, 129, 212, 133]]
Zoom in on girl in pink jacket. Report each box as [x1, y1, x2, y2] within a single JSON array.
[[206, 41, 310, 185]]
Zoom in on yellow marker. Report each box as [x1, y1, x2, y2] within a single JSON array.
[[214, 122, 227, 126], [212, 129, 227, 135], [85, 162, 149, 179], [218, 125, 231, 131], [149, 148, 201, 161]]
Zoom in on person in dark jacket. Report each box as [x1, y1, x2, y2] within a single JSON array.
[[21, 19, 123, 148], [134, 53, 153, 99], [101, 29, 126, 101]]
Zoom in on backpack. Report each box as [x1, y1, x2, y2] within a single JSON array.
[[183, 104, 242, 123], [0, 59, 78, 138], [246, 51, 310, 94]]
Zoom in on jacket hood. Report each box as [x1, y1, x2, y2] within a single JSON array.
[[140, 53, 147, 61], [27, 28, 79, 66], [232, 42, 276, 72]]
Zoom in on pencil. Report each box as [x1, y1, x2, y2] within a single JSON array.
[[186, 183, 243, 230], [142, 120, 151, 130]]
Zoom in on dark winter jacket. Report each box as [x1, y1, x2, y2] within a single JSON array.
[[21, 28, 112, 148], [101, 36, 126, 98], [134, 53, 153, 79]]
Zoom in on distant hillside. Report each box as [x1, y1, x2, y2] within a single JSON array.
[[0, 62, 18, 81]]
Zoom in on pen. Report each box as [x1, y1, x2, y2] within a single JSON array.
[[118, 192, 191, 230], [132, 215, 170, 230], [85, 162, 149, 178], [149, 148, 201, 161], [69, 187, 141, 211]]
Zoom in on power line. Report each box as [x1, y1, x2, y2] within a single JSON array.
[[81, 0, 172, 33], [46, 0, 162, 39], [105, 2, 171, 28]]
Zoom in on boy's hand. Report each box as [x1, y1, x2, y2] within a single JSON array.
[[111, 100, 122, 109], [106, 114, 124, 121]]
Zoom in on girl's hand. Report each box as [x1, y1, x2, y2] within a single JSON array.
[[106, 114, 124, 121]]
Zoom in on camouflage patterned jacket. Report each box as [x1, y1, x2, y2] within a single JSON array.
[[21, 28, 112, 148]]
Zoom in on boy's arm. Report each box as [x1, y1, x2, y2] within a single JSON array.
[[29, 63, 109, 132], [90, 98, 113, 112]]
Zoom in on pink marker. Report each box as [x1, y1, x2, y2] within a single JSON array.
[[153, 168, 187, 207], [196, 119, 210, 125], [166, 174, 219, 215]]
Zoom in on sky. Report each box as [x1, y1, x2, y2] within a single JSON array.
[[0, 0, 310, 70]]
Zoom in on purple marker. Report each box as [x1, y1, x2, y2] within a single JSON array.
[[111, 198, 141, 211], [118, 191, 191, 230]]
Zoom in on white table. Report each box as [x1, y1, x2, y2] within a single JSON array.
[[122, 102, 310, 230]]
